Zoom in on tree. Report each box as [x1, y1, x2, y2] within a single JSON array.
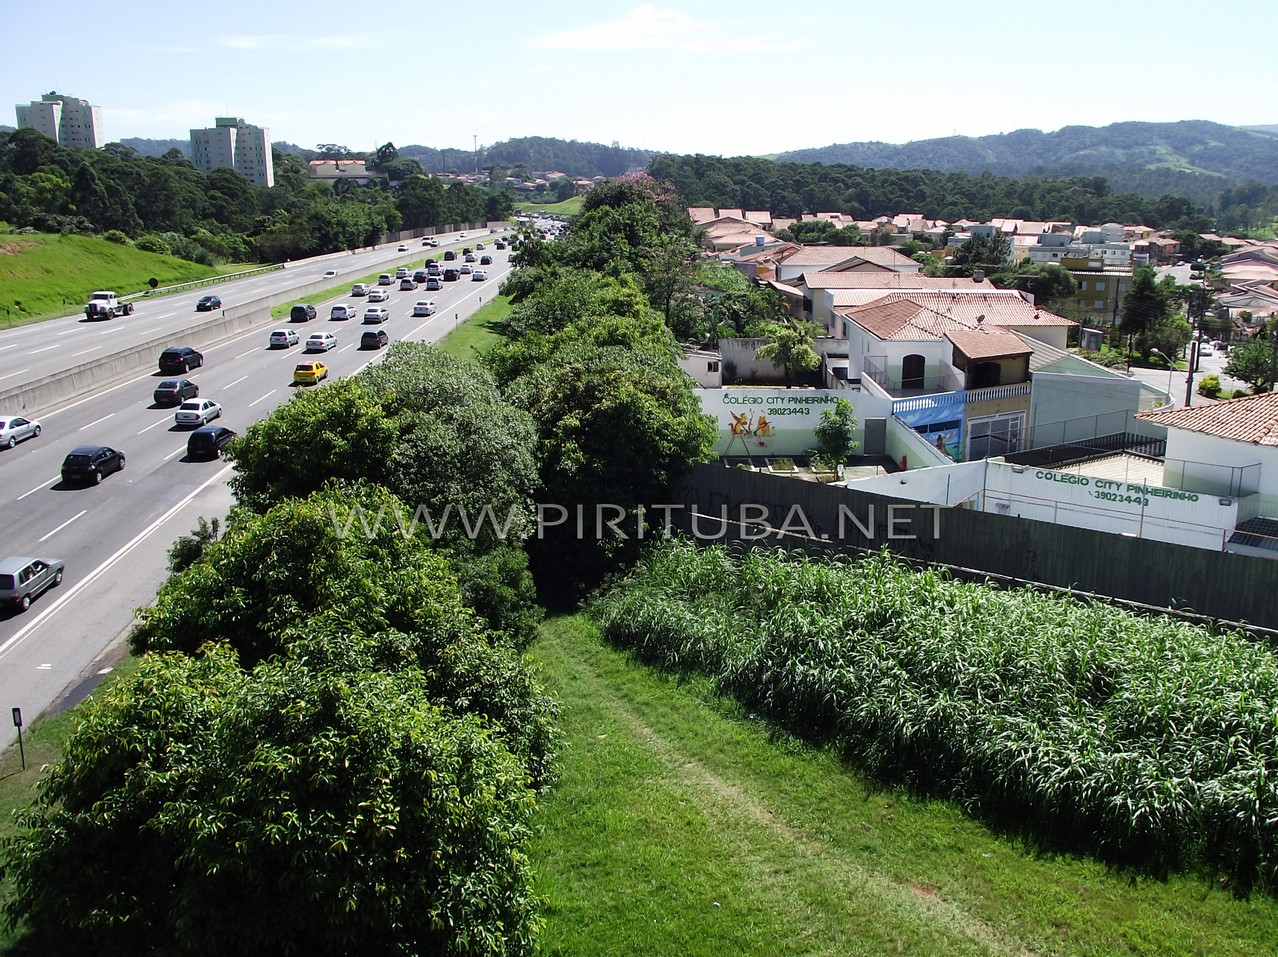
[[755, 320, 823, 387], [1001, 263, 1077, 311], [166, 516, 220, 574], [813, 398, 859, 466], [949, 233, 1012, 275], [2, 645, 543, 957], [367, 141, 399, 172], [1225, 333, 1278, 394], [1119, 266, 1168, 352]]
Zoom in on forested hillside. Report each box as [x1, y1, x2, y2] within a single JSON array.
[[650, 153, 1278, 234], [776, 120, 1278, 202]]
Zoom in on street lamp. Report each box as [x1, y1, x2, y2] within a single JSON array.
[[1149, 348, 1175, 403]]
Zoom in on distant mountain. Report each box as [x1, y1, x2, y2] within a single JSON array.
[[775, 121, 1278, 201], [116, 137, 188, 157], [1243, 124, 1278, 137], [395, 137, 653, 179]]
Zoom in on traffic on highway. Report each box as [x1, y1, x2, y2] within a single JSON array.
[[0, 227, 515, 748]]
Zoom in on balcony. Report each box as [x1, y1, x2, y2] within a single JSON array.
[[862, 356, 963, 397]]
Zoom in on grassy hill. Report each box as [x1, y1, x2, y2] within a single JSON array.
[[0, 233, 221, 326], [776, 120, 1278, 200]]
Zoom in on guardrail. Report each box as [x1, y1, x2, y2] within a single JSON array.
[[121, 263, 285, 302]]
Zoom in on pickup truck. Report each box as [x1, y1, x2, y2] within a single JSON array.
[[83, 291, 134, 320]]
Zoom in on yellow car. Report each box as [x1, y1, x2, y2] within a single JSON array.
[[293, 360, 328, 386]]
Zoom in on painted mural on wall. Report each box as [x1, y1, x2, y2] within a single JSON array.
[[701, 389, 889, 457], [894, 393, 965, 461]]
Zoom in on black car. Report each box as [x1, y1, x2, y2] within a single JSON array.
[[443, 250, 456, 261], [158, 346, 204, 374], [480, 255, 492, 265], [153, 378, 199, 406], [360, 328, 390, 350], [195, 295, 222, 312], [61, 445, 125, 485], [442, 268, 459, 282], [186, 425, 237, 459], [290, 303, 318, 322]]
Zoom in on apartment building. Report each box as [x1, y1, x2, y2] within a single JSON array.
[[189, 117, 275, 188], [15, 92, 103, 149]]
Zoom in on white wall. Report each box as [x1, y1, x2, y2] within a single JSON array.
[[1028, 372, 1143, 447], [700, 388, 892, 457], [1163, 429, 1278, 513]]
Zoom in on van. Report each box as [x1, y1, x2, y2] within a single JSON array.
[[377, 274, 394, 286], [443, 250, 456, 261]]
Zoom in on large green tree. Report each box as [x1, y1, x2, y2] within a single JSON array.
[[756, 320, 823, 387], [1225, 333, 1278, 393]]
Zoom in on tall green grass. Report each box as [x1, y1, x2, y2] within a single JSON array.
[[0, 233, 220, 324], [592, 540, 1278, 892]]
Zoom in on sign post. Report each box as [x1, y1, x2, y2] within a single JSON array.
[[12, 707, 24, 772]]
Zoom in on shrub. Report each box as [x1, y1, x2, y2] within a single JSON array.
[[100, 229, 132, 245], [1198, 374, 1222, 399], [134, 233, 172, 256]]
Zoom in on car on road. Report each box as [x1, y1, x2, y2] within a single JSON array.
[[153, 378, 200, 405], [399, 277, 417, 291], [459, 232, 467, 238], [425, 276, 442, 291], [290, 303, 318, 322], [472, 269, 487, 281], [411, 300, 437, 317], [306, 331, 338, 351], [186, 425, 237, 459], [61, 445, 125, 485], [0, 557, 64, 612], [459, 264, 473, 275], [412, 269, 428, 284], [363, 307, 390, 324], [196, 294, 222, 312], [395, 267, 410, 280], [158, 346, 204, 374], [1200, 344, 1214, 357], [361, 328, 390, 350], [367, 287, 389, 303], [494, 240, 507, 250], [329, 304, 357, 321], [323, 269, 338, 278], [397, 244, 409, 252], [480, 254, 492, 265], [443, 268, 459, 282], [443, 250, 456, 261], [293, 361, 328, 385], [0, 415, 41, 449], [426, 262, 440, 275], [463, 253, 476, 263], [351, 283, 369, 296], [378, 273, 394, 286], [476, 242, 485, 250], [269, 329, 300, 348], [175, 399, 222, 427]]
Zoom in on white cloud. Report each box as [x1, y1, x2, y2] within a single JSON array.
[[530, 4, 794, 53]]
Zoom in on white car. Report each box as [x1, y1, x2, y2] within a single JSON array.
[[330, 304, 357, 321], [0, 415, 41, 449], [412, 300, 437, 316], [269, 329, 299, 348], [323, 269, 338, 278], [306, 332, 338, 351], [395, 267, 410, 279], [397, 244, 408, 252], [458, 264, 473, 275], [471, 269, 488, 281], [367, 287, 389, 303], [363, 307, 391, 324], [175, 399, 222, 427], [377, 274, 394, 286], [351, 283, 369, 296], [1199, 344, 1214, 357]]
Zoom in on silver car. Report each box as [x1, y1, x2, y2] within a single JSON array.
[[175, 399, 222, 427], [0, 556, 64, 612], [0, 415, 41, 449]]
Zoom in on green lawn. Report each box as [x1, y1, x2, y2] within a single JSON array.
[[515, 197, 583, 217], [528, 614, 1278, 957], [0, 233, 222, 327], [436, 294, 511, 361]]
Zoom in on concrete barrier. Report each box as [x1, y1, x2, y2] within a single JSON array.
[[0, 306, 272, 417]]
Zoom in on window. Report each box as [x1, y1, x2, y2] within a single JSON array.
[[1096, 281, 1106, 291], [1094, 300, 1104, 309], [708, 361, 720, 372], [1080, 280, 1088, 291], [967, 411, 1026, 459]]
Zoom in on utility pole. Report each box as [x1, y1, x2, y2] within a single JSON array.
[[473, 134, 478, 175]]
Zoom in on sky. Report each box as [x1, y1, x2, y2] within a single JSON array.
[[4, 0, 1276, 158]]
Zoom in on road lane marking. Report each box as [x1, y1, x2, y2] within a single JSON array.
[[223, 374, 248, 389], [38, 509, 87, 543], [17, 477, 57, 500], [248, 389, 277, 407], [137, 417, 171, 434], [164, 446, 185, 461], [78, 412, 116, 431], [235, 347, 258, 359], [0, 344, 17, 351], [0, 368, 30, 382], [57, 329, 78, 336], [72, 346, 103, 357], [0, 462, 235, 663], [27, 345, 58, 354]]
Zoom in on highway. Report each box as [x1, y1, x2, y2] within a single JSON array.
[[0, 230, 488, 386], [0, 237, 513, 749]]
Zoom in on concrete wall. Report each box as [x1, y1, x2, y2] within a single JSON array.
[[671, 464, 1278, 631], [1028, 373, 1145, 447]]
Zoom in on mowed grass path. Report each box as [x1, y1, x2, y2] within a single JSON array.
[[529, 615, 1278, 957]]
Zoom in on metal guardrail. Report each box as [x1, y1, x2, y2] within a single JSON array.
[[121, 263, 285, 302]]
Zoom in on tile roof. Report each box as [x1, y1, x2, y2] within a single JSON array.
[[809, 273, 987, 291], [1136, 391, 1278, 446], [946, 326, 1033, 360], [783, 247, 873, 266], [865, 291, 1074, 328], [827, 247, 918, 270], [687, 206, 718, 224]]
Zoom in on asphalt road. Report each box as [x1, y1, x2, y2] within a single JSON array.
[[1125, 343, 1246, 407], [0, 230, 490, 385], [0, 240, 512, 749]]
